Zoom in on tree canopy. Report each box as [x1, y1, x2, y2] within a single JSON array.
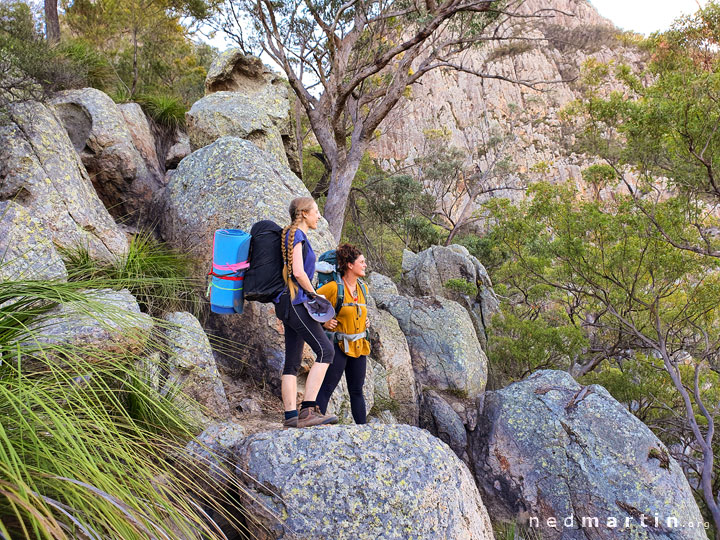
[[217, 0, 563, 240]]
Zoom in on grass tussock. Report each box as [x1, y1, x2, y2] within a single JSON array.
[[135, 93, 187, 130], [0, 240, 258, 538], [62, 233, 202, 318]]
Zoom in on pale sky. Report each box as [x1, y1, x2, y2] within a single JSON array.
[[589, 0, 708, 35], [206, 1, 711, 52]]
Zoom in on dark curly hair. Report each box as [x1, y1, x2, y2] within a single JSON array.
[[336, 243, 362, 276]]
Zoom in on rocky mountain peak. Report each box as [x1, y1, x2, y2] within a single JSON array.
[[371, 0, 644, 207]]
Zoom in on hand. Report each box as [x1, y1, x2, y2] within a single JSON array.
[[323, 319, 338, 330]]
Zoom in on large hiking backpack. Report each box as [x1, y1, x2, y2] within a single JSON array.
[[243, 220, 308, 304], [242, 220, 286, 303], [316, 249, 368, 314]]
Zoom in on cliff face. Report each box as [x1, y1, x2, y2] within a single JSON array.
[[371, 0, 645, 201]]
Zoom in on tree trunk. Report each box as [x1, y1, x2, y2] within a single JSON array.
[[131, 27, 139, 96], [323, 156, 363, 243], [294, 97, 304, 179], [445, 195, 476, 245], [44, 0, 60, 44]]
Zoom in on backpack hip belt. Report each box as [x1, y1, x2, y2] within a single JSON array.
[[326, 331, 368, 354]]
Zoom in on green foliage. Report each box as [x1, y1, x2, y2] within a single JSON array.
[[62, 0, 218, 106], [62, 233, 202, 317], [58, 38, 117, 91], [443, 278, 478, 297], [487, 309, 587, 389], [482, 179, 720, 528], [455, 233, 510, 276], [581, 164, 618, 196], [0, 2, 87, 104], [341, 155, 441, 276], [493, 520, 543, 540]]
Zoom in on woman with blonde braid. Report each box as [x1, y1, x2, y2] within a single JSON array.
[[273, 197, 338, 428]]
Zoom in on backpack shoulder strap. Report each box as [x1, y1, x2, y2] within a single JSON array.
[[358, 279, 368, 302], [334, 275, 344, 314]]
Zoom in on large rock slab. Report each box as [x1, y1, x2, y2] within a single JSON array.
[[379, 293, 487, 398], [0, 101, 127, 261], [161, 136, 334, 391], [186, 92, 289, 167], [235, 424, 494, 540], [118, 102, 164, 178], [160, 312, 231, 423], [0, 200, 67, 281], [367, 304, 419, 425], [23, 289, 152, 359], [471, 370, 707, 539], [51, 88, 164, 222], [402, 245, 499, 345], [420, 389, 468, 462], [200, 50, 300, 176]]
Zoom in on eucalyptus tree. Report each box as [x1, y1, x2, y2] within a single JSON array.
[[218, 0, 563, 241]]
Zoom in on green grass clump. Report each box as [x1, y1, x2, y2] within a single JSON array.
[[62, 233, 202, 317], [0, 276, 246, 539], [135, 93, 187, 129]]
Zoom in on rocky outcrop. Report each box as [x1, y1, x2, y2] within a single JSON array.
[[0, 100, 128, 261], [50, 88, 164, 223], [471, 370, 707, 539], [420, 389, 468, 462], [0, 200, 67, 281], [160, 312, 231, 423], [184, 421, 245, 497], [371, 0, 647, 215], [23, 289, 153, 360], [367, 303, 419, 425], [367, 271, 399, 305], [402, 245, 499, 344], [165, 129, 191, 170], [160, 136, 334, 390], [197, 50, 300, 176], [378, 293, 488, 398], [118, 102, 164, 179], [235, 424, 494, 540], [186, 92, 289, 166]]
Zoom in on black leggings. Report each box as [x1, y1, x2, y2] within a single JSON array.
[[275, 291, 334, 376], [316, 343, 367, 424]]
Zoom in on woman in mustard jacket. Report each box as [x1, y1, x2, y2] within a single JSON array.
[[315, 244, 370, 424]]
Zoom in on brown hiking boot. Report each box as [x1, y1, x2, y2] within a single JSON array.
[[297, 406, 338, 428], [283, 415, 298, 428]]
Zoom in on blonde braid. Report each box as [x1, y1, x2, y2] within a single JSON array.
[[282, 219, 301, 300], [282, 196, 315, 301]]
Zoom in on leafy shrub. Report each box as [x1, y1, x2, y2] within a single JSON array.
[[59, 38, 117, 92], [0, 2, 86, 105], [443, 278, 479, 297]]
